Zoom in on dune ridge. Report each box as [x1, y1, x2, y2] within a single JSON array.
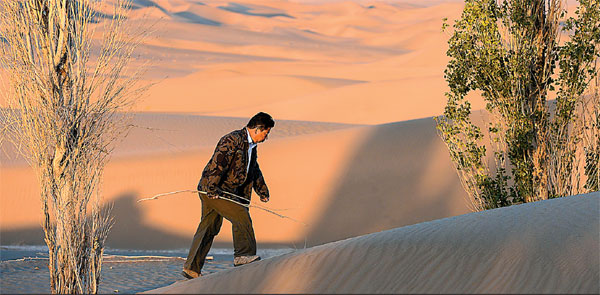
[[0, 113, 360, 167], [148, 193, 600, 294]]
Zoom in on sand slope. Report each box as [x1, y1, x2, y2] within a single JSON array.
[[148, 192, 600, 294], [1, 0, 477, 247], [2, 0, 574, 256], [1, 115, 470, 249]]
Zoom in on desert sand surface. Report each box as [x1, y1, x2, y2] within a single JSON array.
[[121, 0, 485, 124], [148, 193, 600, 294], [1, 0, 595, 293], [1, 114, 471, 249], [1, 0, 478, 250]]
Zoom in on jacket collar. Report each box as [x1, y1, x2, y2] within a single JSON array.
[[245, 127, 255, 145]]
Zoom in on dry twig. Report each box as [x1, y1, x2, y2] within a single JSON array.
[[138, 190, 307, 226]]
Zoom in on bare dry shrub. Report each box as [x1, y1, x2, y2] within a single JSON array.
[[0, 0, 151, 293], [548, 71, 600, 197]]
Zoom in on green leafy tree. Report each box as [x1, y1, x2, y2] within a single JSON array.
[[435, 0, 599, 211]]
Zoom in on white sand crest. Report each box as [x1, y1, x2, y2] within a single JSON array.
[[146, 192, 599, 294]]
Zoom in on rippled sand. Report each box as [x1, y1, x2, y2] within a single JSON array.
[[150, 193, 600, 294], [0, 247, 292, 294]]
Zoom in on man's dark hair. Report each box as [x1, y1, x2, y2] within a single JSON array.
[[247, 112, 275, 130]]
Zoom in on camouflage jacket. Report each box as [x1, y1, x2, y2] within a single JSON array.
[[198, 128, 269, 202]]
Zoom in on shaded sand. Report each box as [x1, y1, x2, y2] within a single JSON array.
[[0, 247, 293, 293], [0, 253, 208, 294], [148, 193, 600, 294], [1, 115, 470, 249], [0, 247, 288, 294]]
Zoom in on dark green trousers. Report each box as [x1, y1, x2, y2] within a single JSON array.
[[183, 193, 257, 272]]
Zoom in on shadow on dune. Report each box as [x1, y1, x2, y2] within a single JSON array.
[[218, 3, 294, 19], [106, 192, 192, 249], [1, 191, 289, 250], [89, 10, 114, 24], [304, 118, 470, 246], [0, 227, 44, 246], [0, 192, 190, 250], [131, 0, 169, 13], [172, 11, 221, 26], [108, 193, 283, 249], [130, 0, 221, 26]]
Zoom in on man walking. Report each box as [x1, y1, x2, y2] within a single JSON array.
[[182, 112, 275, 279]]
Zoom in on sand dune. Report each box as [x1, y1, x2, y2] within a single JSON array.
[[1, 115, 470, 249], [148, 193, 600, 294], [0, 0, 563, 253], [1, 1, 595, 293], [0, 114, 358, 166], [206, 76, 453, 124], [115, 0, 474, 124]]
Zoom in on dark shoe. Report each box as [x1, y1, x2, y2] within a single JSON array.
[[233, 255, 261, 267], [182, 268, 201, 279]]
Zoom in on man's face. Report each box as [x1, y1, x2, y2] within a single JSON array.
[[254, 127, 271, 143]]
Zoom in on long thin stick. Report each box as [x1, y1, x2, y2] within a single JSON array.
[[138, 190, 307, 226]]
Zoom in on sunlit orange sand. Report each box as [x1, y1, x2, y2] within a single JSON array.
[[1, 0, 472, 249], [1, 0, 593, 293]]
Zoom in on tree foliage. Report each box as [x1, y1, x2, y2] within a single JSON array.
[[435, 0, 599, 211]]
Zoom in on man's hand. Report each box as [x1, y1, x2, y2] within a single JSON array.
[[207, 188, 222, 199], [260, 195, 269, 202]]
